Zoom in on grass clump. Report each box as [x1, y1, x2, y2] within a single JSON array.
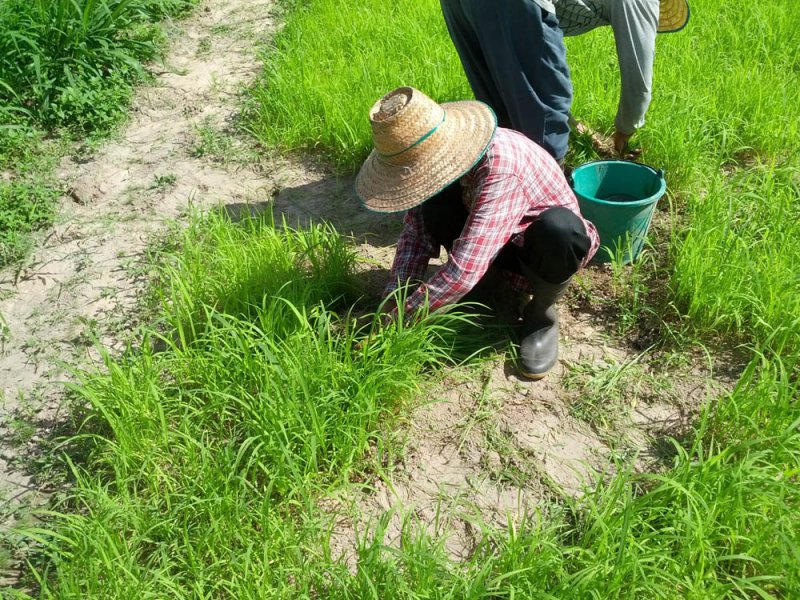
[[0, 0, 198, 133], [0, 179, 59, 265], [672, 163, 800, 352], [13, 211, 472, 596], [0, 126, 66, 265]]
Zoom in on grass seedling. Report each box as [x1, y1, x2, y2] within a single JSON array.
[[191, 119, 235, 161], [150, 173, 177, 190], [563, 349, 675, 432]]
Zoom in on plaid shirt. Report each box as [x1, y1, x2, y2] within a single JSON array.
[[384, 128, 599, 313]]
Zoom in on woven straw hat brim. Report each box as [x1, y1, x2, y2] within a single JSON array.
[[356, 100, 496, 214], [659, 0, 689, 33]]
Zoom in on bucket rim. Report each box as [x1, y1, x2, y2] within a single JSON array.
[[570, 159, 666, 208]]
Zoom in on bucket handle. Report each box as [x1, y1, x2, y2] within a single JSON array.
[[567, 159, 665, 187]]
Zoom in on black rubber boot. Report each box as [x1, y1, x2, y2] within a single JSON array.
[[518, 269, 570, 380]]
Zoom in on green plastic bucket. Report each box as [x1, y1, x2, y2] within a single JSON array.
[[570, 160, 666, 264]]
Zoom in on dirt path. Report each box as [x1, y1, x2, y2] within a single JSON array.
[[0, 0, 283, 527]]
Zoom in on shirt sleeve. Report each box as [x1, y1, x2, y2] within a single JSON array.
[[404, 171, 523, 313], [383, 208, 439, 298], [610, 0, 659, 134]]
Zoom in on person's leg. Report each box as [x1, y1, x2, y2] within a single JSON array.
[[454, 0, 572, 161], [533, 9, 573, 162], [516, 207, 590, 378], [440, 0, 511, 127], [520, 206, 591, 283]]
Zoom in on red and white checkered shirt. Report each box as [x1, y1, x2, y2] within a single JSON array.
[[384, 128, 599, 313]]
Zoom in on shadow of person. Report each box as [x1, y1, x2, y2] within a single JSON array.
[[224, 173, 404, 248]]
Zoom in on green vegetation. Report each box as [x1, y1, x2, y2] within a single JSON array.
[[245, 0, 799, 593], [191, 118, 237, 162], [0, 0, 199, 267], [248, 0, 470, 170], [0, 0, 197, 132], [4, 0, 799, 597], [673, 164, 800, 351], [11, 214, 799, 598], [10, 211, 473, 597], [563, 350, 675, 430], [0, 160, 59, 264]]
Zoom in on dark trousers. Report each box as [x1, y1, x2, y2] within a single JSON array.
[[421, 181, 590, 284], [440, 0, 572, 161]]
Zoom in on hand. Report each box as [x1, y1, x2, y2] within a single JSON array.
[[613, 129, 633, 155], [613, 129, 643, 159], [573, 120, 642, 159], [353, 310, 395, 352], [574, 120, 614, 155]]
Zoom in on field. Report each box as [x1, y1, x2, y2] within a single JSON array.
[[1, 0, 799, 597]]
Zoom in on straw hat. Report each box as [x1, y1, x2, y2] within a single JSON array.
[[356, 87, 496, 213], [659, 0, 690, 33]]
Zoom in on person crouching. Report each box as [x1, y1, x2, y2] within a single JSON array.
[[355, 87, 599, 379]]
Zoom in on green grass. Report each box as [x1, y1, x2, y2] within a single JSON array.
[[6, 211, 476, 597], [9, 212, 799, 598], [563, 350, 675, 431], [0, 0, 200, 267], [4, 0, 800, 596], [247, 0, 471, 170], [672, 164, 800, 351], [0, 0, 198, 132], [342, 355, 799, 597]]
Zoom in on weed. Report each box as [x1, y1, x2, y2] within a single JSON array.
[[607, 241, 659, 337], [247, 0, 472, 171], [0, 0, 199, 133], [196, 36, 212, 56], [672, 164, 800, 353], [151, 173, 177, 190], [12, 211, 478, 595], [0, 312, 10, 354], [191, 119, 235, 161], [0, 179, 59, 266], [563, 350, 675, 431]]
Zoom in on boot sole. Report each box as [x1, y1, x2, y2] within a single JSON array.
[[519, 370, 548, 381]]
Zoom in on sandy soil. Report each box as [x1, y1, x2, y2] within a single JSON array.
[[0, 0, 742, 583]]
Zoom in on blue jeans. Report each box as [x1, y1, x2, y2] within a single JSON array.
[[440, 0, 573, 161]]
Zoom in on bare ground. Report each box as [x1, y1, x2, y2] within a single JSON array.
[[0, 0, 742, 585], [325, 293, 740, 565]]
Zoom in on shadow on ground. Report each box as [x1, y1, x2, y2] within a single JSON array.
[[225, 173, 404, 247]]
